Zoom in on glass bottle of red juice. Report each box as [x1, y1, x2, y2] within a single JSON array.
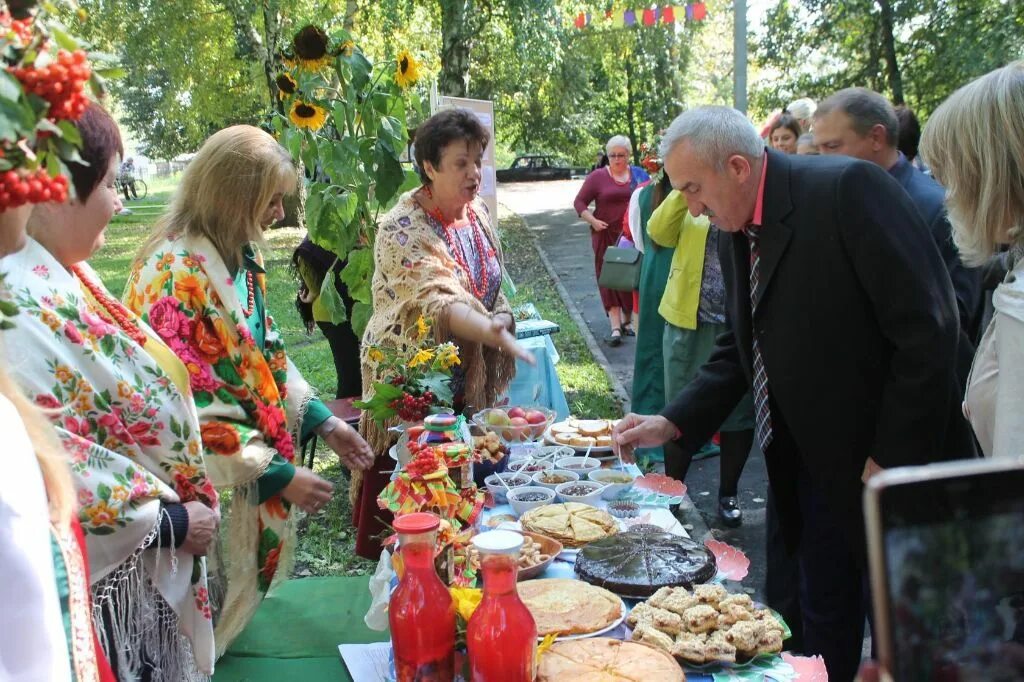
[[389, 512, 456, 681], [466, 530, 537, 681]]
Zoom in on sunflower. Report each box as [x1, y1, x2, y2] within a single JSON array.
[[407, 348, 434, 368], [395, 49, 421, 89], [276, 73, 297, 99], [339, 40, 354, 57], [292, 25, 331, 71], [289, 100, 327, 131]]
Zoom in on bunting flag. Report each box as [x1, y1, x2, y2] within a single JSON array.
[[573, 4, 706, 29]]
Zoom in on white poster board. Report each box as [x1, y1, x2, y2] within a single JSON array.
[[433, 95, 498, 222]]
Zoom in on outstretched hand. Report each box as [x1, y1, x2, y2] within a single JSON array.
[[321, 419, 376, 471], [611, 413, 679, 461], [486, 316, 535, 366]]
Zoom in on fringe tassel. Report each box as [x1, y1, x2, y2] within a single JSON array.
[[91, 520, 207, 682], [209, 480, 264, 658]]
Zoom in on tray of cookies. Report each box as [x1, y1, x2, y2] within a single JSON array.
[[625, 584, 790, 669]]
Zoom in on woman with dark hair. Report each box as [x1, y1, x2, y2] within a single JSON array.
[[351, 108, 532, 559], [768, 113, 802, 154], [1, 103, 219, 679]]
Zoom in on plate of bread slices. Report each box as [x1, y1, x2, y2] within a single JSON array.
[[544, 418, 619, 455]]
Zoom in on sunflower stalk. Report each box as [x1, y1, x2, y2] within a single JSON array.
[[274, 24, 424, 336]]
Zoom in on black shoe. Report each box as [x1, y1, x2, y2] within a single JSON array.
[[606, 330, 622, 347], [718, 496, 742, 527]]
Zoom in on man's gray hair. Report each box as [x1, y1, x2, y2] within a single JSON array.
[[659, 106, 765, 171], [815, 87, 899, 147], [606, 134, 632, 153]]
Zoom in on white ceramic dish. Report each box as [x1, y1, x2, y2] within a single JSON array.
[[554, 480, 606, 505], [555, 456, 602, 475], [507, 486, 556, 517], [588, 469, 638, 500], [485, 472, 532, 504], [531, 469, 580, 490]]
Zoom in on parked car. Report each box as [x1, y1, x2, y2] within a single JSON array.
[[496, 154, 586, 182]]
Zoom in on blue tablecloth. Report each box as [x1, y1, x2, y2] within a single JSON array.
[[501, 333, 570, 419]]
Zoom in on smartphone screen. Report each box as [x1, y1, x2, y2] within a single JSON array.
[[879, 470, 1024, 681]]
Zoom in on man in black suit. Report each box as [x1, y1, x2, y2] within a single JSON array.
[[613, 106, 975, 681], [813, 87, 983, 345]]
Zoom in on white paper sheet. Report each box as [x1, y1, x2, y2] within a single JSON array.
[[338, 642, 393, 682]]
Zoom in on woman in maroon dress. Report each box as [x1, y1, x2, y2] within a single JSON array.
[[573, 134, 649, 346]]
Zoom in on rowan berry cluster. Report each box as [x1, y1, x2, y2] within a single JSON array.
[[10, 49, 91, 120], [388, 390, 436, 422], [405, 449, 441, 477], [0, 168, 67, 209]]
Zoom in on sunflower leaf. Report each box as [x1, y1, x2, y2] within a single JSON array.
[[349, 52, 372, 91], [350, 301, 373, 338], [319, 270, 348, 325], [340, 247, 374, 305]]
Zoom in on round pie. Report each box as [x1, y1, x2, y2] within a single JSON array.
[[574, 529, 717, 597], [519, 502, 618, 548], [537, 637, 685, 681], [518, 579, 623, 637]]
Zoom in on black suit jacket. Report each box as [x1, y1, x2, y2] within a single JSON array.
[[661, 150, 975, 547]]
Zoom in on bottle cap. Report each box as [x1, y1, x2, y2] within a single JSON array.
[[393, 512, 441, 534], [471, 529, 524, 555]]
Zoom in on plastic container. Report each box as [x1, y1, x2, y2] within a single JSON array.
[[467, 531, 537, 682], [389, 513, 455, 682]]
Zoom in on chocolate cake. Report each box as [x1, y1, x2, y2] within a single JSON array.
[[574, 530, 717, 598]]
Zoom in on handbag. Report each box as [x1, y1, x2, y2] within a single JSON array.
[[598, 245, 643, 291]]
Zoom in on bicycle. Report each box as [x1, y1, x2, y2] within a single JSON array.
[[116, 174, 148, 201]]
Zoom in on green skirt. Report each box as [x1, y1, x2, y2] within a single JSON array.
[[663, 321, 755, 432]]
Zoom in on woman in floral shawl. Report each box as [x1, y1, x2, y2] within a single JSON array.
[[125, 125, 374, 655], [353, 108, 533, 559], [1, 105, 219, 679]]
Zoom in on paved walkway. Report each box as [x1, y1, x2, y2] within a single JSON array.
[[501, 179, 771, 599]]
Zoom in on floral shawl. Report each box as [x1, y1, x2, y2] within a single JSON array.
[[124, 233, 314, 656], [355, 192, 516, 501], [0, 238, 217, 679]]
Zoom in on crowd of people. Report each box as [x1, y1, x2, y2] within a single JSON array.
[[0, 32, 1021, 680], [608, 61, 1024, 680]]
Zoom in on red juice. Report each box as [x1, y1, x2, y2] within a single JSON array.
[[467, 532, 537, 682], [389, 513, 456, 682]]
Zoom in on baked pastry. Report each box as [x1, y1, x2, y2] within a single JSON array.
[[632, 622, 676, 653], [650, 586, 700, 615], [705, 631, 738, 664], [577, 419, 610, 437], [517, 578, 622, 637], [520, 502, 618, 548], [633, 604, 684, 634], [537, 638, 685, 682], [683, 604, 719, 634], [596, 435, 613, 447], [718, 603, 754, 626], [725, 620, 764, 655], [757, 627, 785, 655], [569, 435, 596, 447], [575, 530, 717, 597], [693, 584, 728, 608], [672, 631, 707, 664]]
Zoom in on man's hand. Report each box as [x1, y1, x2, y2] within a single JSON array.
[[281, 467, 334, 515], [861, 457, 884, 484], [320, 418, 376, 471], [612, 414, 679, 461], [181, 500, 219, 557]]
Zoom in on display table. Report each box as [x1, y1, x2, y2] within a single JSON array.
[[503, 318, 570, 420]]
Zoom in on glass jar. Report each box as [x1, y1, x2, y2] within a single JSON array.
[[419, 413, 463, 447], [389, 513, 456, 682], [466, 531, 537, 682], [441, 443, 473, 490]]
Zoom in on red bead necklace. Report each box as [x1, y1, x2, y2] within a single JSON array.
[[421, 187, 492, 301], [240, 270, 256, 317], [70, 264, 149, 348]]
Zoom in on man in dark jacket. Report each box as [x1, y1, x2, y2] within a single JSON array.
[[813, 87, 983, 345], [613, 106, 976, 681]]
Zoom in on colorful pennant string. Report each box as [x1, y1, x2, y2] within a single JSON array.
[[573, 4, 707, 28]]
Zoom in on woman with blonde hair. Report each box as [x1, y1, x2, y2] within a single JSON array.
[[920, 60, 1024, 458], [125, 124, 374, 654]]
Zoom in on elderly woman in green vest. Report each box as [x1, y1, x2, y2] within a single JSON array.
[[648, 190, 755, 527]]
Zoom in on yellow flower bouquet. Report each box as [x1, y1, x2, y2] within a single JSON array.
[[356, 316, 461, 424]]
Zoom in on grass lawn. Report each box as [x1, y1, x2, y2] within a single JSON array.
[[92, 180, 622, 577]]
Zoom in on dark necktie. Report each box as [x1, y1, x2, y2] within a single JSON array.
[[747, 225, 773, 451]]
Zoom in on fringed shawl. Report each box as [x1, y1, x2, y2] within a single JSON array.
[[1, 238, 217, 679], [353, 191, 516, 503], [123, 234, 314, 657]]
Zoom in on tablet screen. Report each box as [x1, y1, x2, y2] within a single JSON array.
[[882, 476, 1024, 681]]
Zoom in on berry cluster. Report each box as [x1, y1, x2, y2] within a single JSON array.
[[10, 49, 91, 120], [389, 390, 435, 422], [405, 449, 441, 478], [0, 12, 32, 44], [0, 168, 68, 209]]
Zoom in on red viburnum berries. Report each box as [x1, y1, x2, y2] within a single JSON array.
[[10, 49, 91, 121], [0, 169, 68, 209]]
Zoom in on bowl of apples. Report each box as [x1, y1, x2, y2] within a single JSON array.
[[472, 406, 557, 445]]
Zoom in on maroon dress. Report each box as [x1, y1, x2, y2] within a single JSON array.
[[573, 167, 636, 311]]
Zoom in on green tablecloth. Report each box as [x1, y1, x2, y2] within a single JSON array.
[[213, 576, 387, 682]]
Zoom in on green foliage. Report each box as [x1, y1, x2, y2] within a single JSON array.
[[750, 0, 1024, 120], [274, 26, 424, 334]]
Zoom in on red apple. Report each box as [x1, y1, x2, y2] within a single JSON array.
[[504, 416, 530, 441], [507, 406, 527, 420], [525, 409, 547, 425]]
